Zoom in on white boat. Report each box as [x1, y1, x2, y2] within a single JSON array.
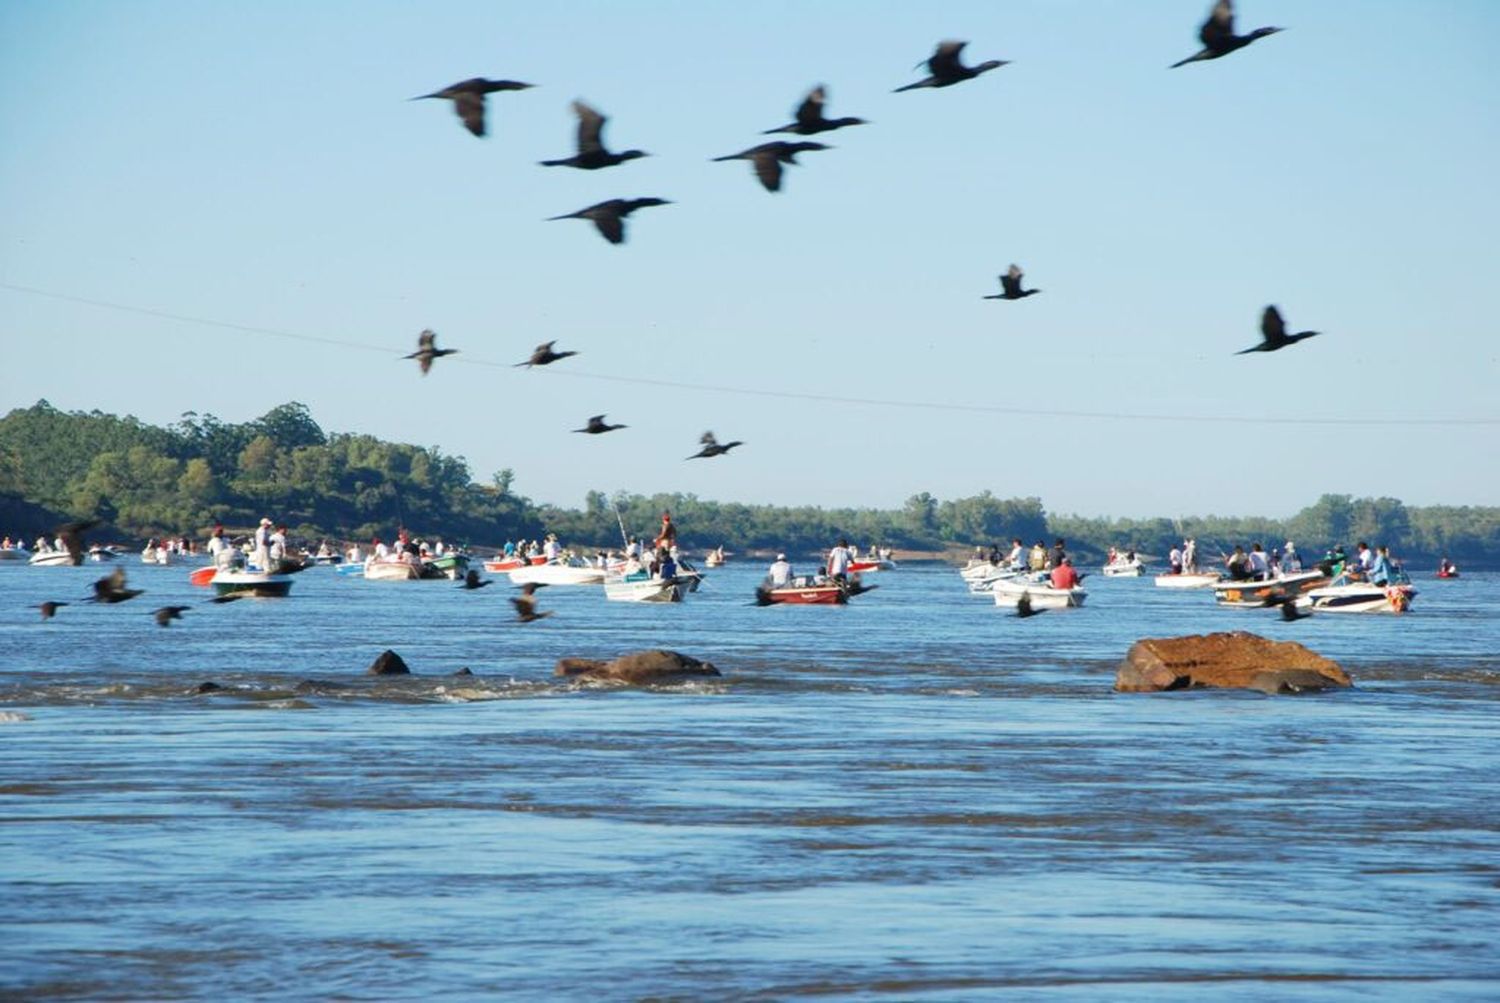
[[28, 550, 77, 567], [1154, 572, 1222, 589], [88, 546, 120, 562], [603, 573, 687, 603], [509, 558, 606, 586], [991, 578, 1087, 609], [1212, 570, 1326, 608], [704, 548, 727, 568], [0, 547, 29, 562], [1300, 572, 1417, 614], [1102, 557, 1145, 577], [967, 567, 1030, 594], [141, 546, 172, 565], [363, 558, 423, 581], [210, 568, 294, 598]]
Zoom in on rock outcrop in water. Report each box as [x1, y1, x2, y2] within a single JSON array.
[[367, 650, 411, 676], [556, 649, 720, 684], [1115, 631, 1351, 694]]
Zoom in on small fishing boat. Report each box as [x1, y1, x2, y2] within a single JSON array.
[[704, 547, 727, 568], [1300, 571, 1417, 614], [990, 579, 1087, 609], [364, 558, 424, 582], [209, 568, 294, 598], [28, 550, 77, 567], [509, 558, 606, 587], [1212, 571, 1326, 608], [1436, 560, 1460, 579], [141, 545, 172, 566], [483, 554, 548, 573], [88, 546, 120, 562], [1154, 571, 1222, 589], [603, 571, 688, 603], [756, 576, 848, 605], [421, 553, 470, 580], [0, 546, 29, 562], [1102, 555, 1145, 577], [848, 557, 897, 573]]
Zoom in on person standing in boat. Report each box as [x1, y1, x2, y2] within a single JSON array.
[[1028, 541, 1047, 571], [252, 518, 274, 572], [1368, 546, 1398, 586], [827, 538, 853, 583], [206, 525, 235, 568], [1182, 538, 1198, 574], [1247, 543, 1271, 580], [1168, 544, 1183, 575], [654, 511, 677, 553], [1356, 542, 1374, 575], [1051, 539, 1068, 570]]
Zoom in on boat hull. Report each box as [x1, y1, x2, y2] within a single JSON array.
[[210, 571, 294, 598], [1102, 561, 1144, 577], [1155, 572, 1221, 589], [603, 577, 686, 602], [991, 581, 1086, 609], [509, 563, 606, 586], [758, 584, 847, 605], [364, 560, 423, 581], [1303, 583, 1417, 614], [28, 551, 77, 567], [1213, 571, 1326, 608], [484, 555, 548, 573]]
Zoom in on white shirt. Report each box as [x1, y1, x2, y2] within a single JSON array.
[[544, 539, 562, 561], [1248, 550, 1270, 576], [827, 545, 852, 576], [768, 560, 792, 586]]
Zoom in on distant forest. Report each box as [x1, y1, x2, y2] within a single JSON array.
[[2, 401, 1496, 566]]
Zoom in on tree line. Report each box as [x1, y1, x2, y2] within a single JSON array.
[[1, 401, 1495, 566]]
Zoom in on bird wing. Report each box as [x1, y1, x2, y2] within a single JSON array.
[[1261, 305, 1287, 344], [751, 152, 784, 192], [573, 100, 606, 154], [588, 414, 606, 425], [1201, 0, 1235, 48], [700, 431, 719, 446], [453, 92, 486, 137], [930, 40, 967, 76], [795, 86, 826, 128], [591, 212, 625, 244]]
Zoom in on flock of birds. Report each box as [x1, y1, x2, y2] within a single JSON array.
[[396, 1, 1319, 464]]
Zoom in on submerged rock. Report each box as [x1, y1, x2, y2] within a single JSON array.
[[367, 650, 411, 676], [1116, 631, 1351, 694], [556, 649, 720, 684], [452, 667, 474, 677]]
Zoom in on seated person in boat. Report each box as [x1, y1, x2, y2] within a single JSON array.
[[1224, 546, 1251, 581], [767, 553, 793, 588], [1280, 542, 1301, 572], [658, 548, 677, 580], [1247, 543, 1270, 580], [1007, 538, 1024, 569], [1169, 545, 1182, 574], [1050, 557, 1080, 590]]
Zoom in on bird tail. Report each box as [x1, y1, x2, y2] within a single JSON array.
[[892, 82, 924, 93]]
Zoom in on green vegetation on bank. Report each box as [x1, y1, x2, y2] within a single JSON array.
[[2, 401, 1496, 565]]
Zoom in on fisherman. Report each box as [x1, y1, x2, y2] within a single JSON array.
[[206, 525, 235, 568], [252, 517, 274, 572], [1050, 556, 1080, 590], [1368, 545, 1397, 586], [827, 538, 853, 583], [1168, 544, 1182, 575], [1182, 537, 1198, 574], [1028, 540, 1047, 571], [1051, 539, 1068, 570], [768, 553, 793, 587], [1006, 538, 1024, 570], [1224, 545, 1251, 581], [1356, 542, 1374, 574], [654, 511, 677, 552], [1281, 541, 1301, 572], [1247, 543, 1270, 580]]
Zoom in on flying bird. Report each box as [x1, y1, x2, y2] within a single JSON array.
[[515, 340, 579, 368], [547, 197, 671, 244], [540, 100, 649, 170], [459, 569, 492, 590], [511, 582, 552, 623], [983, 264, 1042, 301], [1015, 591, 1045, 618], [712, 141, 830, 193], [404, 329, 458, 375], [763, 85, 867, 136], [413, 77, 534, 137], [895, 41, 1009, 92], [573, 414, 626, 435], [1279, 599, 1310, 621], [1236, 305, 1320, 355], [53, 519, 99, 566], [687, 431, 744, 460], [1171, 1, 1283, 68], [153, 605, 191, 627], [33, 601, 68, 620], [89, 567, 142, 604]]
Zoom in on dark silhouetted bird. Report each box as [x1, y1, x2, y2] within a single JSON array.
[[687, 431, 743, 460], [1280, 599, 1310, 621], [414, 77, 533, 137], [404, 329, 457, 374], [712, 141, 830, 193], [763, 85, 867, 136], [516, 340, 579, 368], [89, 567, 142, 604], [1016, 591, 1045, 618], [573, 414, 626, 435], [53, 519, 99, 566], [895, 41, 1008, 92], [547, 197, 671, 244], [460, 569, 492, 590], [511, 582, 552, 623], [34, 601, 68, 620], [1171, 1, 1283, 68], [984, 264, 1042, 301], [540, 100, 649, 170], [153, 605, 191, 627], [1236, 306, 1320, 354]]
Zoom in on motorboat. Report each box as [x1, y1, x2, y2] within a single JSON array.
[[604, 571, 688, 603], [1102, 555, 1145, 577], [483, 554, 548, 573], [704, 547, 727, 568], [756, 575, 852, 606], [88, 546, 120, 562], [990, 579, 1087, 609], [1436, 560, 1460, 579], [509, 558, 606, 587], [0, 546, 31, 562], [1154, 571, 1222, 589], [1212, 571, 1326, 608], [1300, 571, 1417, 614], [421, 553, 470, 580], [141, 545, 172, 565], [961, 559, 1026, 590], [208, 568, 294, 598], [848, 556, 897, 573], [28, 549, 77, 567], [364, 558, 424, 582]]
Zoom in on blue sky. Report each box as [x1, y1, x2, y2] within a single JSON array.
[[2, 1, 1497, 518]]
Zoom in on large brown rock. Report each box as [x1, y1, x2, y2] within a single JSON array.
[[367, 649, 411, 676], [1116, 631, 1351, 695], [555, 649, 720, 684]]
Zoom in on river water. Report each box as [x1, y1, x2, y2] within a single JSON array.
[[2, 560, 1497, 999]]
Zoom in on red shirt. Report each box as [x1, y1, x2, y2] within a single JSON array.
[[1050, 564, 1079, 589]]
